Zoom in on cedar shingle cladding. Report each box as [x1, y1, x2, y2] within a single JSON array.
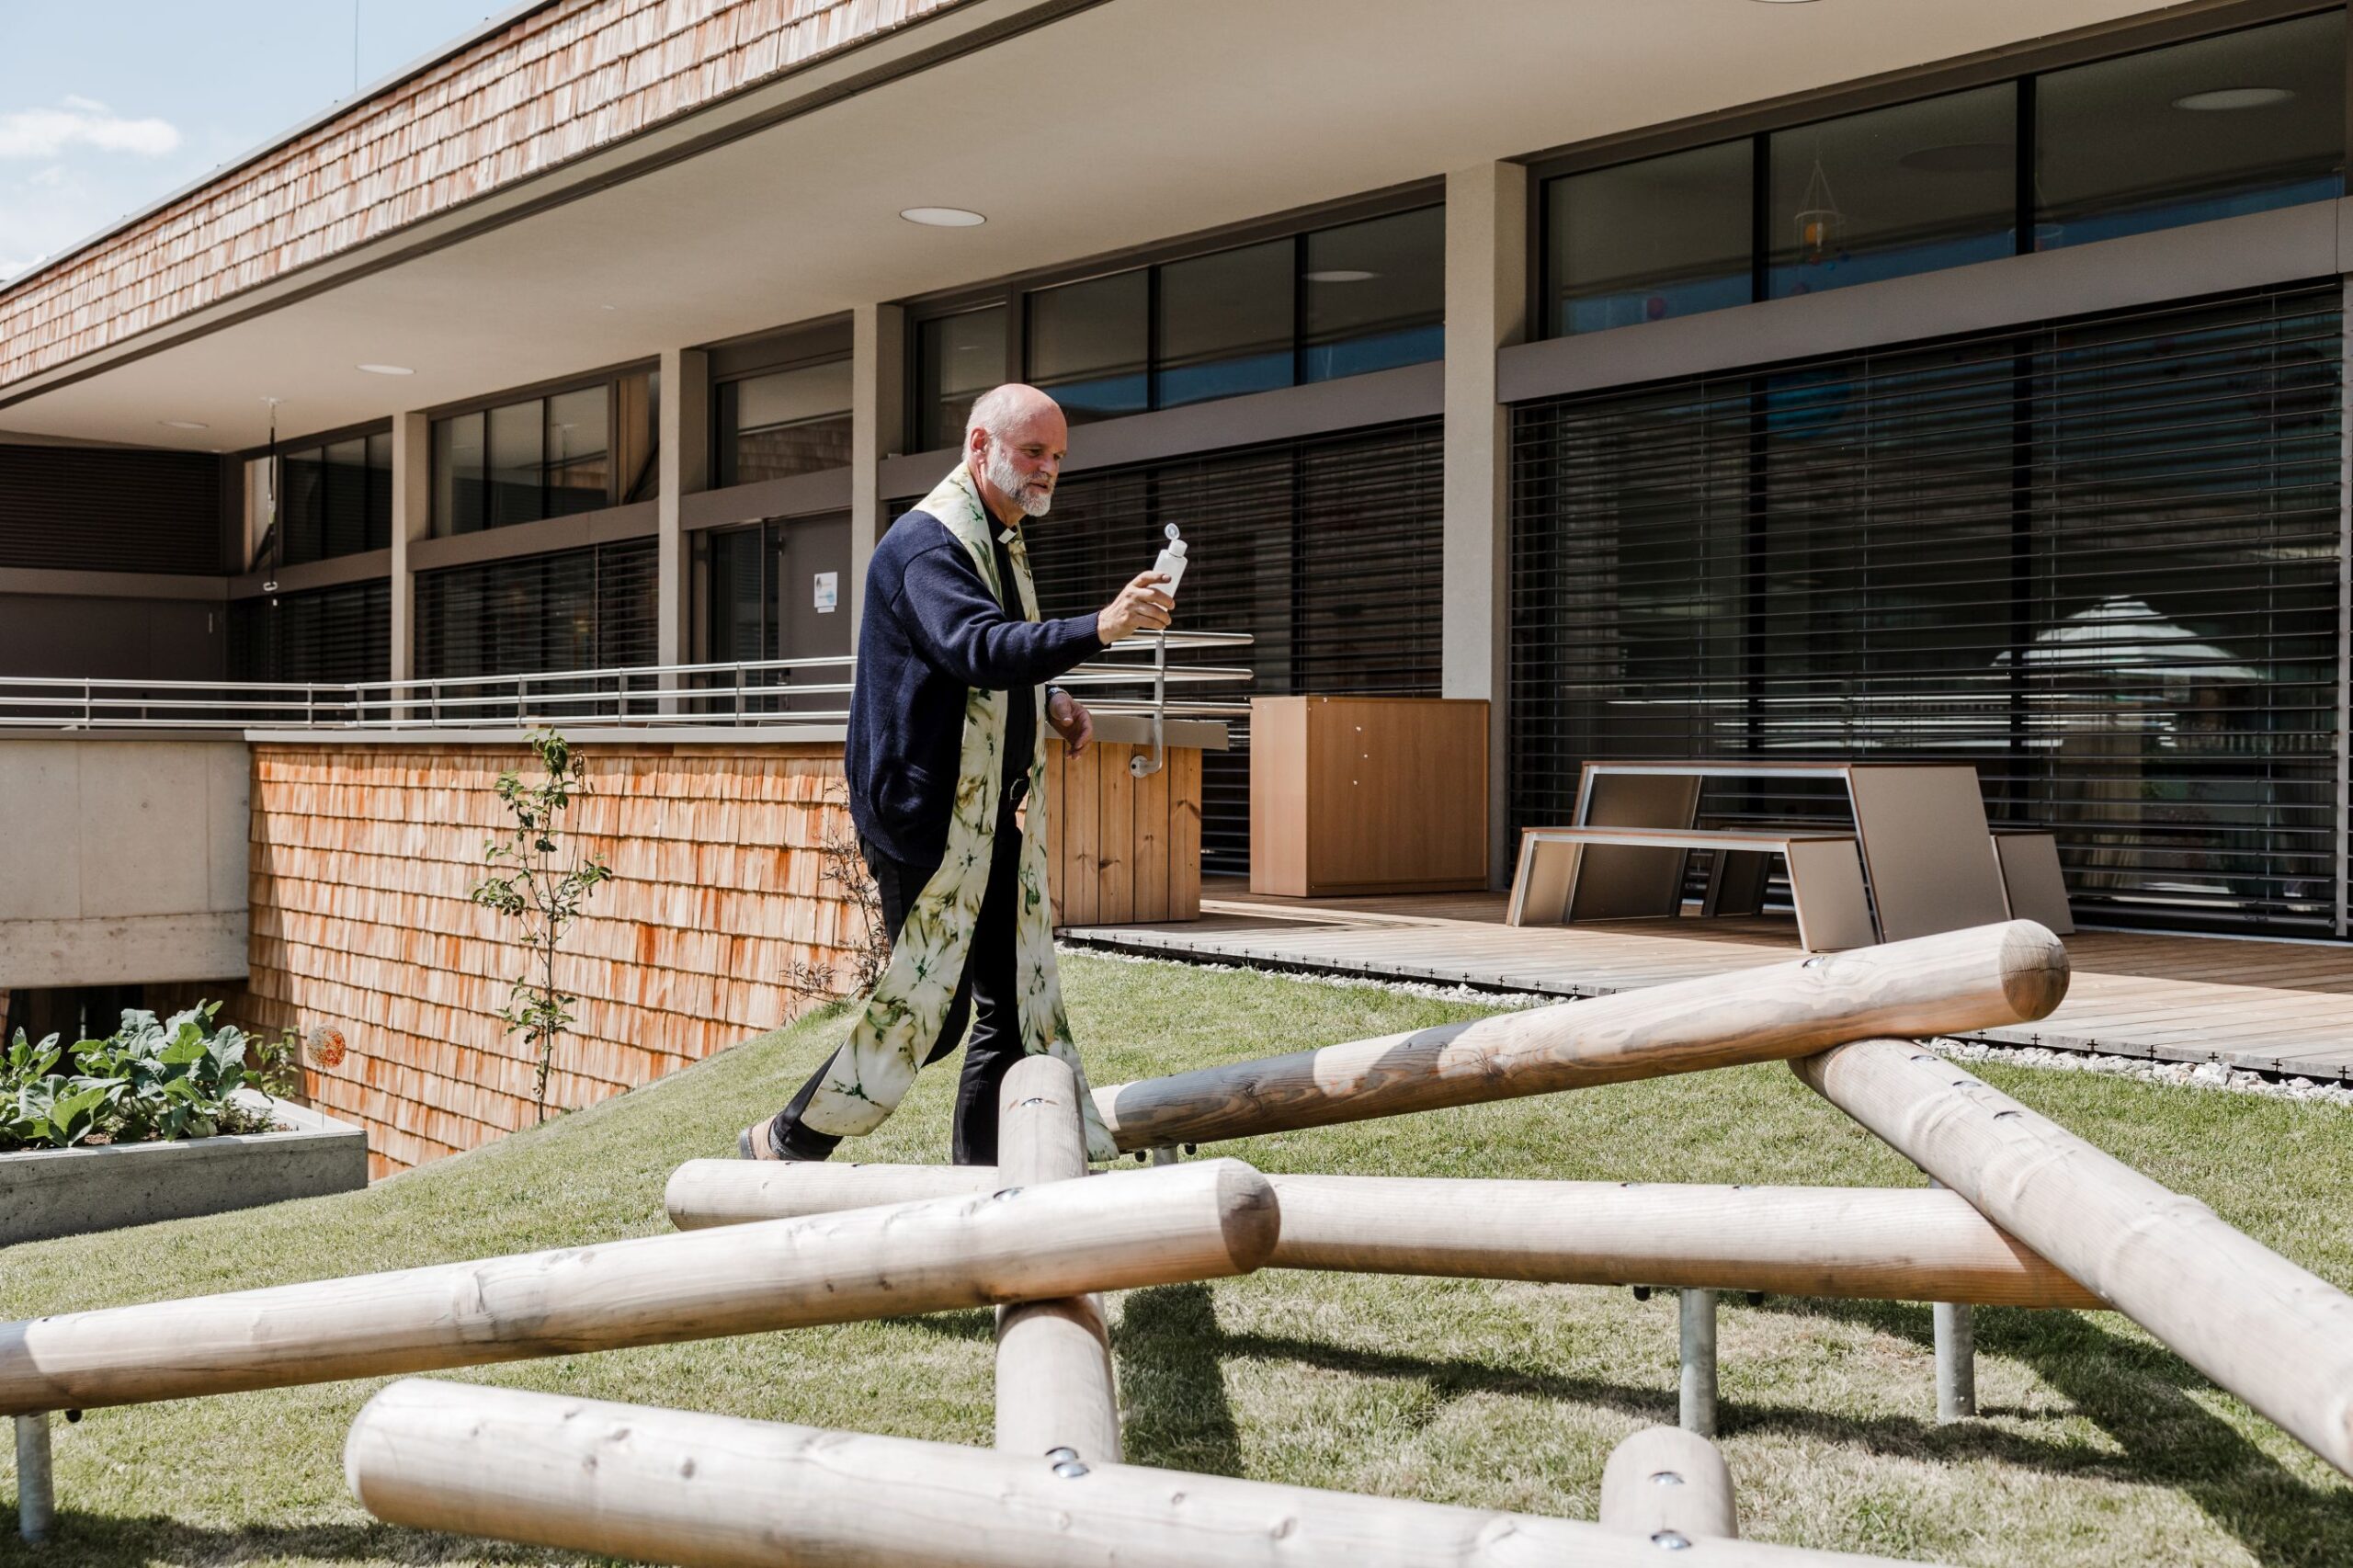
[[0, 0, 966, 392], [241, 741, 869, 1176]]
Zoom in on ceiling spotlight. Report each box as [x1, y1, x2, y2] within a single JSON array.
[[1304, 269, 1380, 284], [2173, 86, 2294, 111], [900, 206, 986, 227], [357, 363, 415, 375], [158, 418, 210, 430]]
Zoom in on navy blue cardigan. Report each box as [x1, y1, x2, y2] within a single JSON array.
[[845, 506, 1103, 867]]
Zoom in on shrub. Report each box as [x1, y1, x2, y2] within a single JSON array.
[[0, 1003, 280, 1153]]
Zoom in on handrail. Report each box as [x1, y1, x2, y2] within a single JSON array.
[[0, 631, 1253, 735]]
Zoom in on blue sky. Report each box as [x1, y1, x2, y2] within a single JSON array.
[[0, 1, 506, 283]]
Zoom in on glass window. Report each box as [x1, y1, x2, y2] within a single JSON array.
[[1768, 85, 2016, 298], [545, 386, 609, 517], [706, 525, 772, 664], [322, 437, 370, 559], [278, 446, 325, 565], [1302, 206, 1444, 381], [1549, 142, 1753, 335], [2036, 12, 2346, 249], [1027, 269, 1149, 424], [617, 369, 659, 503], [1156, 239, 1294, 408], [485, 400, 542, 530], [915, 306, 1006, 451], [364, 431, 392, 551], [433, 412, 485, 536], [718, 359, 853, 484]]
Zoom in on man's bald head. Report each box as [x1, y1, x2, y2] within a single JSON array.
[[964, 382, 1068, 522]]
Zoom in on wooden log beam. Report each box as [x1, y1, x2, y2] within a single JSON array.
[[345, 1379, 1942, 1567], [663, 1163, 2098, 1309], [993, 1055, 1121, 1463], [1599, 1425, 1739, 1542], [1796, 1039, 2353, 1477], [0, 1160, 1277, 1418], [1089, 920, 2067, 1151]]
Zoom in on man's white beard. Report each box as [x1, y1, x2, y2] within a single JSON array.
[[985, 445, 1053, 517]]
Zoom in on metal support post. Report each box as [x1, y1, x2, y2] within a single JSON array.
[[1934, 1301, 1977, 1423], [16, 1411, 53, 1545], [1148, 1145, 1181, 1166], [1678, 1289, 1717, 1437]]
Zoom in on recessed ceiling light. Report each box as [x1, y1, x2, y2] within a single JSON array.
[[2173, 86, 2294, 111], [157, 418, 209, 430], [900, 206, 986, 227], [1304, 269, 1380, 284], [1898, 142, 2012, 174], [357, 363, 415, 375]]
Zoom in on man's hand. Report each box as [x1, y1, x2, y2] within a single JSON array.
[[1097, 571, 1175, 644], [1046, 689, 1093, 756]]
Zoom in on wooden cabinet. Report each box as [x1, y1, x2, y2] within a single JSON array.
[[1043, 718, 1220, 926], [1248, 697, 1489, 896]]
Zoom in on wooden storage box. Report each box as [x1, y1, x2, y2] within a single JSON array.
[[1248, 697, 1489, 897]]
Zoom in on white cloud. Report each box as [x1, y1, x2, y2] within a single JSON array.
[[0, 103, 180, 161], [61, 95, 110, 114]]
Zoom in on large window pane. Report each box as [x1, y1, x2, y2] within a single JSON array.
[[322, 437, 370, 559], [1028, 269, 1148, 424], [718, 360, 853, 484], [545, 386, 609, 517], [432, 413, 484, 536], [617, 369, 659, 503], [364, 431, 392, 551], [1768, 85, 2016, 298], [278, 446, 325, 565], [1549, 142, 1753, 335], [485, 400, 543, 530], [915, 306, 1006, 451], [1156, 239, 1295, 408], [1302, 207, 1443, 381], [2036, 12, 2345, 249]]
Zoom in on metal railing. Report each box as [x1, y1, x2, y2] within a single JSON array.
[[0, 631, 1254, 739]]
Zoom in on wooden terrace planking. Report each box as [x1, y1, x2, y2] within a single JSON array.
[[1062, 883, 2353, 1080]]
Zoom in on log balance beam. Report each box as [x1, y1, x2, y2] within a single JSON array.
[[992, 1054, 1120, 1463], [345, 1378, 1944, 1568], [0, 1159, 1276, 1419], [663, 1164, 2098, 1310], [1087, 919, 2067, 1152], [1800, 1040, 2353, 1479]]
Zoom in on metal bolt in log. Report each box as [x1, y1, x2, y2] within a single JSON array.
[[993, 1056, 1121, 1464], [1599, 1424, 1740, 1542], [344, 1380, 1942, 1568], [1089, 921, 2067, 1151], [0, 1160, 1278, 1418], [664, 1164, 2097, 1309], [1796, 1039, 2353, 1477]]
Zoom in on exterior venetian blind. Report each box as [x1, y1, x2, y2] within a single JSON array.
[[1510, 283, 2345, 937], [1025, 418, 1446, 874], [415, 539, 659, 681], [229, 581, 391, 685], [0, 445, 225, 574]]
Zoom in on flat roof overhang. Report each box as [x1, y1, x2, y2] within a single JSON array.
[[0, 0, 2183, 452]]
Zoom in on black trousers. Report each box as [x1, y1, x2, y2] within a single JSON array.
[[767, 804, 1029, 1165]]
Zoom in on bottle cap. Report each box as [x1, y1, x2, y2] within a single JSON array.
[[1164, 523, 1181, 541], [1166, 539, 1187, 557]]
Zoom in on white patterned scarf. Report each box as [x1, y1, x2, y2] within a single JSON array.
[[796, 463, 1116, 1160]]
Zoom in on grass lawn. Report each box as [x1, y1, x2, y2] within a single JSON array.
[[4, 951, 2352, 1566]]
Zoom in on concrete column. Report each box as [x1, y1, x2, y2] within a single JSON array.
[[388, 410, 431, 719], [657, 347, 711, 670], [850, 302, 906, 639], [1442, 162, 1529, 888]]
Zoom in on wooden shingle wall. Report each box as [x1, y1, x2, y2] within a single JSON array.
[[0, 0, 965, 392], [242, 740, 867, 1177]]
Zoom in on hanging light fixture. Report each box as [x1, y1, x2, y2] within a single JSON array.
[[260, 397, 283, 600], [1794, 152, 1843, 266]]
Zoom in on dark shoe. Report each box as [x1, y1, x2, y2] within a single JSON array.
[[740, 1117, 827, 1162]]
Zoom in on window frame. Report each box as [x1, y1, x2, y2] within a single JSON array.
[[710, 348, 856, 486], [424, 359, 659, 536]]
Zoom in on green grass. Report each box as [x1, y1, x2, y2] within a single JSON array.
[[4, 953, 2351, 1566]]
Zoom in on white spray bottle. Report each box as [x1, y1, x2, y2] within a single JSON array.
[[1152, 522, 1188, 597]]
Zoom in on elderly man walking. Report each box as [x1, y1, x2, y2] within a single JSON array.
[[741, 383, 1172, 1166]]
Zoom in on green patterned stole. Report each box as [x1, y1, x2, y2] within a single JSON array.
[[798, 463, 1115, 1160]]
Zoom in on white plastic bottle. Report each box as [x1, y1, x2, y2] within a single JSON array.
[[1152, 522, 1188, 596]]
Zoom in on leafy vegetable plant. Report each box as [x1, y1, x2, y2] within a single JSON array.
[[1, 1003, 279, 1153]]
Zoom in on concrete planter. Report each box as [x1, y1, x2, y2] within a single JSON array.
[[0, 1093, 368, 1245]]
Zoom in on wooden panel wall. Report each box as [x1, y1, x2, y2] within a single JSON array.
[[0, 0, 967, 392], [1042, 741, 1201, 926], [241, 741, 865, 1177]]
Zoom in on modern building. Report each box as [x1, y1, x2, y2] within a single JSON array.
[[4, 0, 2349, 1158]]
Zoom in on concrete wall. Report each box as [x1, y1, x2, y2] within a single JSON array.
[[0, 736, 248, 990], [241, 739, 866, 1176]]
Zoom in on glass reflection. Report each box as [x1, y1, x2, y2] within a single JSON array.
[[1302, 207, 1444, 380], [1549, 142, 1752, 335], [1028, 269, 1149, 424], [916, 306, 1006, 450], [1157, 240, 1294, 407]]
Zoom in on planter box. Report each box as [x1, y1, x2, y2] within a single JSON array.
[[0, 1093, 368, 1245]]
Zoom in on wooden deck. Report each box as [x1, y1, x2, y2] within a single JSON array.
[[1062, 881, 2353, 1081]]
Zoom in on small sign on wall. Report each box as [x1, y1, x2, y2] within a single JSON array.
[[813, 572, 838, 613]]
